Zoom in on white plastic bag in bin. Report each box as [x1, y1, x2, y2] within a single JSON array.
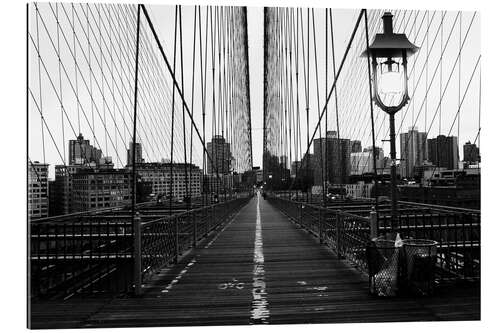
[[373, 233, 402, 297]]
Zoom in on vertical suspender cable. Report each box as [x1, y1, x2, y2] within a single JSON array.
[[189, 6, 198, 207], [169, 6, 178, 214], [311, 9, 324, 201], [72, 4, 81, 134], [458, 11, 462, 157], [56, 3, 66, 165], [131, 4, 141, 218], [35, 4, 46, 165], [178, 6, 189, 207], [324, 8, 328, 202], [439, 10, 443, 135], [364, 9, 380, 216], [329, 9, 341, 187], [201, 6, 208, 204]]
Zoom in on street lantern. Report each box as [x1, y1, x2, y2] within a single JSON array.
[[362, 11, 419, 233], [362, 12, 419, 114]]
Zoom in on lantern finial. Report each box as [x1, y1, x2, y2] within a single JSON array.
[[382, 12, 394, 35]]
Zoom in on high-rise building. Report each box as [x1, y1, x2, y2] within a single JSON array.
[[351, 140, 362, 153], [350, 147, 385, 175], [363, 146, 384, 159], [99, 156, 114, 169], [48, 180, 57, 216], [256, 169, 263, 183], [127, 142, 144, 166], [350, 152, 372, 176], [207, 135, 232, 174], [279, 155, 288, 169], [290, 161, 302, 178], [428, 135, 459, 170], [203, 174, 234, 194], [136, 162, 202, 200], [400, 126, 427, 179], [313, 130, 351, 185], [28, 161, 49, 219], [463, 141, 480, 163], [68, 133, 102, 165], [71, 169, 132, 212], [53, 164, 93, 214]]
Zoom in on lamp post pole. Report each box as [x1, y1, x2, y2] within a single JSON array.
[[389, 113, 398, 232]]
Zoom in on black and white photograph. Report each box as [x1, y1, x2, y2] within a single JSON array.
[[15, 0, 496, 330]]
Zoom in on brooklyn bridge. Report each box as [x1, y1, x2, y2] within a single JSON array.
[[28, 3, 480, 328]]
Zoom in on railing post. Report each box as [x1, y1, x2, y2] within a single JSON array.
[[300, 203, 303, 226], [319, 208, 323, 244], [204, 207, 208, 237], [192, 211, 197, 248], [336, 212, 342, 259], [211, 205, 215, 231], [133, 213, 142, 296], [370, 207, 378, 240], [174, 216, 179, 264]]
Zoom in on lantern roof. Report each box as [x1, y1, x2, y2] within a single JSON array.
[[361, 12, 419, 58]]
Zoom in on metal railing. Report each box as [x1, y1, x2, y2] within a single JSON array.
[[30, 196, 251, 298], [267, 195, 374, 272], [30, 215, 135, 299], [267, 193, 480, 282], [384, 207, 480, 281]]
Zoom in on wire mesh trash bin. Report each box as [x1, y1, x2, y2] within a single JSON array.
[[402, 239, 438, 296], [366, 239, 404, 297]]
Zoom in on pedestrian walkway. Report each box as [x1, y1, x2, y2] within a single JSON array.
[[30, 193, 479, 328]]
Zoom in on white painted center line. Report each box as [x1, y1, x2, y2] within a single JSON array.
[[250, 194, 270, 324], [160, 258, 197, 294], [161, 201, 244, 296]]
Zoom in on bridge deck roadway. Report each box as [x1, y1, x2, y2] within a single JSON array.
[[30, 194, 479, 328]]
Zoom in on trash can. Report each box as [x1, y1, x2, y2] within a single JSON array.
[[402, 239, 438, 296], [366, 238, 404, 297]]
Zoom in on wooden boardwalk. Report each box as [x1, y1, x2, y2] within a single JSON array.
[[30, 194, 479, 328]]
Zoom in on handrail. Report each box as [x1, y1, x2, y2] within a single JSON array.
[[30, 201, 156, 223], [398, 200, 481, 214], [297, 201, 371, 222], [267, 194, 480, 283]]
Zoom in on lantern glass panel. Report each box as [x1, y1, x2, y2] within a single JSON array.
[[376, 58, 406, 107]]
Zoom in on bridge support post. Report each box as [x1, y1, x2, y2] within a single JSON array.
[[133, 213, 143, 296], [370, 208, 378, 240]]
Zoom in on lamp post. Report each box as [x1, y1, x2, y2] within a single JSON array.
[[362, 12, 419, 232]]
